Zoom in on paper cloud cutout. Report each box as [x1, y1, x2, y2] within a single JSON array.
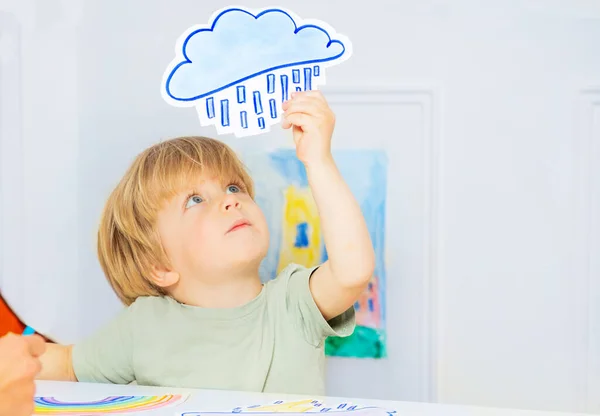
[[161, 6, 352, 137]]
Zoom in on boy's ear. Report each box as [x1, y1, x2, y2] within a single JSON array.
[[149, 265, 180, 288]]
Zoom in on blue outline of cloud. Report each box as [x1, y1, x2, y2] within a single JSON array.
[[164, 8, 349, 102]]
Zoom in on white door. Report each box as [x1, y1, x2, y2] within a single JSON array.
[[0, 0, 599, 414]]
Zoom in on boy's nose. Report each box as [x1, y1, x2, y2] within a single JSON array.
[[222, 195, 241, 211]]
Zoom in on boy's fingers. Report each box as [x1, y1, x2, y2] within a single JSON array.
[[283, 101, 318, 117], [284, 97, 328, 119], [283, 113, 311, 129], [291, 90, 323, 100], [287, 94, 325, 107]]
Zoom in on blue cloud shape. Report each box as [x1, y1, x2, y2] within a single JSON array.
[[164, 8, 348, 101]]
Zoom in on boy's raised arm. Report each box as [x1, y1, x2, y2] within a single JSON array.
[[282, 91, 376, 321]]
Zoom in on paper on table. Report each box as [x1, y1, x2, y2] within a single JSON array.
[[179, 399, 396, 416]]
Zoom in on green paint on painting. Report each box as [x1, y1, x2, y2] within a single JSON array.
[[325, 325, 387, 358]]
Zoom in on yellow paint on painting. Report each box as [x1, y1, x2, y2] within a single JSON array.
[[246, 400, 316, 413], [276, 185, 321, 274]]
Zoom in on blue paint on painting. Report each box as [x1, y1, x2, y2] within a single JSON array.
[[294, 222, 309, 248], [321, 243, 328, 262], [268, 149, 309, 187]]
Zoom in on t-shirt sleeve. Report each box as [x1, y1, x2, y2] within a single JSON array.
[[279, 263, 356, 347], [71, 303, 135, 384]]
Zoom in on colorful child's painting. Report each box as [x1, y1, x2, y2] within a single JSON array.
[[240, 149, 387, 358], [33, 394, 188, 414]]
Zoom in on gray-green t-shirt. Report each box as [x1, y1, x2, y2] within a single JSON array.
[[72, 263, 355, 395]]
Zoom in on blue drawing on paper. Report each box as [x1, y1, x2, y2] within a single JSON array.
[[180, 399, 397, 416], [161, 7, 352, 138]]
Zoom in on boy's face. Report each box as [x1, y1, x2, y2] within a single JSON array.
[[155, 173, 269, 283]]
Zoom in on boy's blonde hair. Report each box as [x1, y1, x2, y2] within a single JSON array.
[[97, 136, 254, 306]]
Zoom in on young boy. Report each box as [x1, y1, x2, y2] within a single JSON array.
[[38, 91, 375, 395]]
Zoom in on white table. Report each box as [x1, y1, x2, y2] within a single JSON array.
[[34, 381, 591, 416]]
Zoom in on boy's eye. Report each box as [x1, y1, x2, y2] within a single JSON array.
[[185, 195, 203, 209], [226, 185, 241, 194]]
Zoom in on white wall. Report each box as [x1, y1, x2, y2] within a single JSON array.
[[1, 0, 599, 414], [0, 0, 82, 343]]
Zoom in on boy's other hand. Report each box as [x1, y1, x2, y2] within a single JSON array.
[[0, 333, 45, 416], [282, 90, 335, 167]]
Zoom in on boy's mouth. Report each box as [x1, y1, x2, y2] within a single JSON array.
[[226, 218, 251, 233]]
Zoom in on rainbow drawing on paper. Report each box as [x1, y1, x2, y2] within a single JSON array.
[[181, 399, 397, 416], [34, 394, 187, 414], [240, 149, 387, 358]]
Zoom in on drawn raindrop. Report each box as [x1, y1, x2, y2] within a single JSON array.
[[199, 64, 324, 136]]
